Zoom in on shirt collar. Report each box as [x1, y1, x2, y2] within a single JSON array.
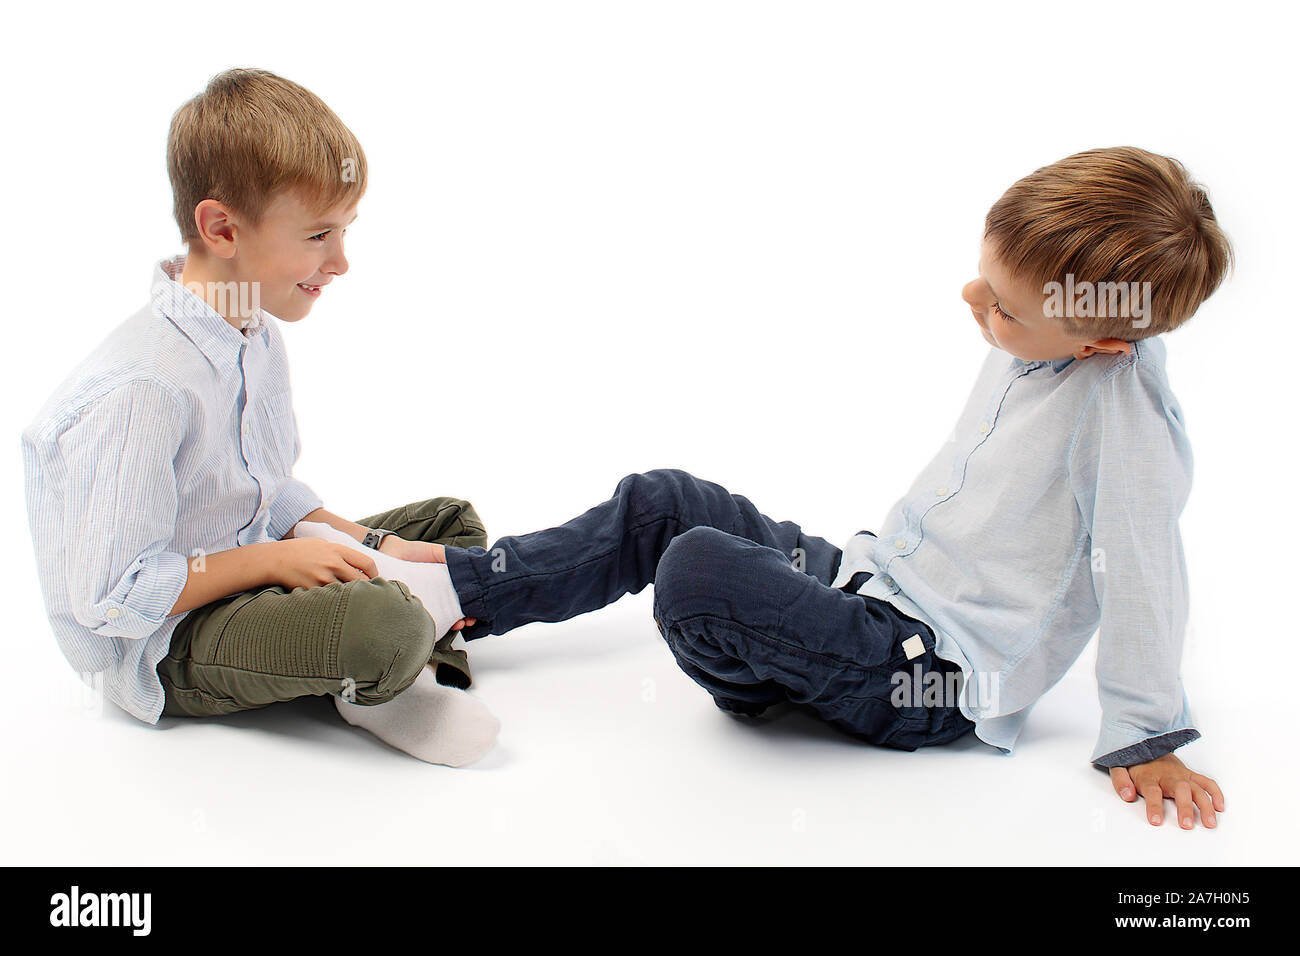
[[1012, 354, 1076, 375], [151, 254, 268, 370]]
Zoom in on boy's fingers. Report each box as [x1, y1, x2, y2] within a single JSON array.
[[1193, 785, 1218, 829], [345, 548, 379, 579], [1110, 767, 1136, 800], [1191, 773, 1225, 811], [1173, 780, 1196, 829], [1140, 783, 1164, 824], [340, 555, 375, 580]]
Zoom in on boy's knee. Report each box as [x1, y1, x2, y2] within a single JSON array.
[[408, 496, 488, 548], [617, 468, 708, 516], [654, 526, 736, 619], [336, 578, 435, 695]]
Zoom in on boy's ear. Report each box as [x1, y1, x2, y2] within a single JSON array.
[[192, 199, 240, 260]]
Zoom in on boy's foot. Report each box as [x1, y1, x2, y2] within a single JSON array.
[[334, 664, 500, 766]]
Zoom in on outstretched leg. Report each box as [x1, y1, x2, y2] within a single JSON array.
[[443, 468, 838, 640]]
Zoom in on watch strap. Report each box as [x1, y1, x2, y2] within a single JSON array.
[[362, 528, 397, 550]]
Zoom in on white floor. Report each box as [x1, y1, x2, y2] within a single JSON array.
[[2, 588, 1286, 866], [4, 0, 1297, 872]]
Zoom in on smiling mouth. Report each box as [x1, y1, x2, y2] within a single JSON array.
[[297, 282, 322, 295]]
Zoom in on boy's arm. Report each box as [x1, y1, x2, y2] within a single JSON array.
[[59, 380, 193, 639], [167, 541, 278, 615], [1068, 366, 1199, 768], [1069, 365, 1222, 828], [281, 506, 442, 565], [285, 506, 370, 543]]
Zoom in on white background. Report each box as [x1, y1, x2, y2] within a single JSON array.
[[2, 0, 1295, 865]]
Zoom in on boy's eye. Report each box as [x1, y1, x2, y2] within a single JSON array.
[[309, 231, 330, 241], [992, 302, 1017, 323]]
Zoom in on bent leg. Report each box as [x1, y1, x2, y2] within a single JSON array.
[[351, 496, 490, 687], [652, 526, 975, 750], [443, 468, 839, 640], [156, 577, 436, 717], [354, 496, 488, 551]]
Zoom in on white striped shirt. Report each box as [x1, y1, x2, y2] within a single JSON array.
[[21, 254, 323, 724]]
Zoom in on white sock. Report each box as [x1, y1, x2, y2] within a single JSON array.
[[291, 520, 465, 640], [334, 664, 501, 767]]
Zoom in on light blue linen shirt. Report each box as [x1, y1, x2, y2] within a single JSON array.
[[21, 254, 323, 724], [831, 337, 1200, 767]]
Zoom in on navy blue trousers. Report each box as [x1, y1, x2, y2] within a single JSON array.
[[443, 469, 975, 750]]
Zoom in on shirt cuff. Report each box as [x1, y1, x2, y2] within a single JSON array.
[[1091, 728, 1201, 769], [89, 550, 191, 639], [268, 478, 325, 541]]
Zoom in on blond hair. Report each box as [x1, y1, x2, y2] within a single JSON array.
[[167, 68, 367, 244], [984, 146, 1233, 339]]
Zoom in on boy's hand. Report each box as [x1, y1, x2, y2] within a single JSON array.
[[271, 537, 379, 588], [1109, 753, 1224, 829]]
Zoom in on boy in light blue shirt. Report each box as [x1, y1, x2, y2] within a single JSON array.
[[22, 68, 497, 768], [428, 146, 1232, 829]]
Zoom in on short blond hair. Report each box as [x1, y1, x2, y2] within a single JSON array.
[[167, 68, 367, 244], [984, 146, 1233, 339]]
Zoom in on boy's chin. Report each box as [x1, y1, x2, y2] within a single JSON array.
[[268, 297, 313, 322]]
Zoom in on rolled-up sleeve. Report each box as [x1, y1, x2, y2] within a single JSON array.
[[1069, 363, 1200, 768], [60, 380, 192, 639], [268, 477, 324, 541]]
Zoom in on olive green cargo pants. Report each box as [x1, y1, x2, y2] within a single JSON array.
[[155, 497, 487, 718]]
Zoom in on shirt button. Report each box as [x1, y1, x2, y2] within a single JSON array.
[[978, 422, 990, 434], [106, 607, 120, 619], [881, 576, 894, 588], [936, 486, 947, 496], [893, 537, 906, 549]]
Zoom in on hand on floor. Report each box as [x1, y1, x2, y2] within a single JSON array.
[[1110, 753, 1224, 829]]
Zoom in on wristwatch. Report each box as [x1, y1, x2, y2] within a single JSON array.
[[362, 528, 398, 551]]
